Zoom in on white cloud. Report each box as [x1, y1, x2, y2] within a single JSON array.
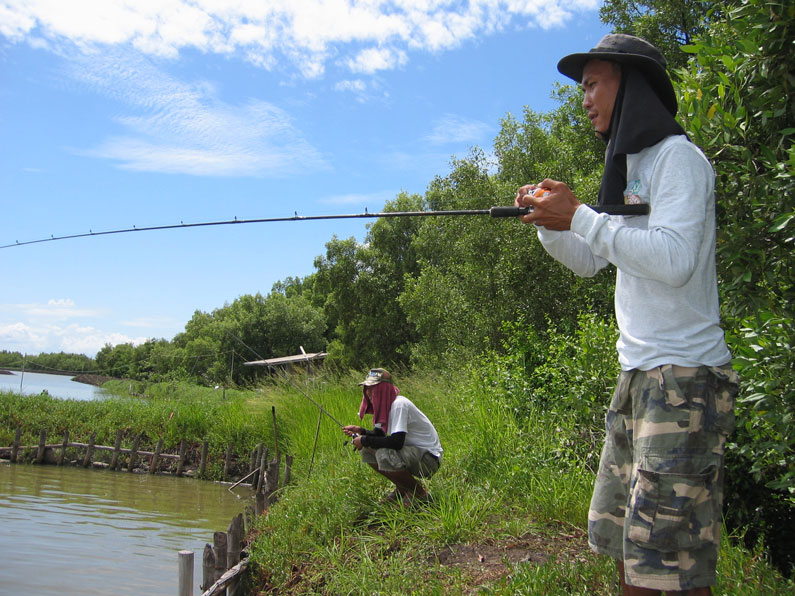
[[346, 46, 408, 74], [2, 1, 600, 76], [2, 298, 105, 320], [0, 320, 148, 357], [424, 113, 492, 145], [67, 51, 328, 176], [0, 299, 151, 356]]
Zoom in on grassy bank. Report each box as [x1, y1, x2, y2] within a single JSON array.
[[243, 368, 793, 595], [1, 369, 792, 594]]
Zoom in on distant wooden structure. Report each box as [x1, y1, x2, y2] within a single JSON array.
[[244, 348, 327, 375]]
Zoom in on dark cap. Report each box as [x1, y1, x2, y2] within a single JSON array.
[[557, 34, 677, 115]]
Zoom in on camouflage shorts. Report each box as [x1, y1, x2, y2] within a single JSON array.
[[361, 445, 441, 478], [588, 363, 739, 591]]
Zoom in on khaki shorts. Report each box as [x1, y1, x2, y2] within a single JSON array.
[[588, 363, 738, 591], [361, 444, 441, 478]]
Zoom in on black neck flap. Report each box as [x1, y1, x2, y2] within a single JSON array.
[[597, 66, 686, 206]]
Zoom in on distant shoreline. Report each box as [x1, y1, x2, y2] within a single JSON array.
[[0, 369, 113, 386]]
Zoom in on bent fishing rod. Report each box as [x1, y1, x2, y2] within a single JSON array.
[[1, 203, 649, 250]]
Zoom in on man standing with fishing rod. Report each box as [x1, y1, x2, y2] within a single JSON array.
[[515, 35, 738, 595], [342, 368, 442, 507]]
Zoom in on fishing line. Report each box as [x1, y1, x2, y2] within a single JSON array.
[[224, 331, 345, 428], [224, 331, 353, 478], [1, 204, 649, 250]]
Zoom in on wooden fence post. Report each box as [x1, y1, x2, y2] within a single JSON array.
[[82, 432, 96, 468], [199, 441, 209, 478], [11, 426, 21, 463], [249, 444, 259, 474], [110, 429, 123, 470], [176, 440, 187, 477], [129, 434, 141, 472], [264, 457, 280, 505], [36, 429, 47, 464], [258, 448, 269, 494], [284, 454, 293, 487], [150, 438, 164, 474], [58, 430, 69, 465], [222, 443, 234, 482], [178, 550, 193, 596], [227, 514, 244, 595], [201, 543, 215, 591], [213, 531, 228, 585]]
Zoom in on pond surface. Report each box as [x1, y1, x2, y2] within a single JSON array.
[[0, 463, 254, 595], [0, 370, 111, 400]]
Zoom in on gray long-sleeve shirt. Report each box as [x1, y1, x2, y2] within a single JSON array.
[[537, 135, 731, 371]]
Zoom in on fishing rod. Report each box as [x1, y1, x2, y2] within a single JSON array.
[[1, 203, 649, 250]]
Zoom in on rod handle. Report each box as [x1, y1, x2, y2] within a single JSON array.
[[489, 204, 649, 218]]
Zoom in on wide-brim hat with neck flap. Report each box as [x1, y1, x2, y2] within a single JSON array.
[[358, 368, 393, 386], [557, 33, 677, 115]]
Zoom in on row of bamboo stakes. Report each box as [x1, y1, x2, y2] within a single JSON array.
[[1, 407, 292, 595]]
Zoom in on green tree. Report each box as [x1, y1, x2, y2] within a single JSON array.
[[313, 193, 424, 368], [599, 0, 720, 68]]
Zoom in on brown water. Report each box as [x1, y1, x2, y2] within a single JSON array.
[[0, 463, 254, 595]]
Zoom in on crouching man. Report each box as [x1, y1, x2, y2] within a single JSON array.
[[343, 368, 442, 506]]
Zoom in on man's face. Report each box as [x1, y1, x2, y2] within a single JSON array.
[[581, 59, 621, 138]]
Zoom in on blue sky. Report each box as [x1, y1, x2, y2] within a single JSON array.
[[1, 1, 609, 358]]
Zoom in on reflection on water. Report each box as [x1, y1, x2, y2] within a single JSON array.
[[0, 463, 253, 595]]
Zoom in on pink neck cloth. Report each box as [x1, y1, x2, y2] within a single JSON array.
[[358, 382, 400, 430]]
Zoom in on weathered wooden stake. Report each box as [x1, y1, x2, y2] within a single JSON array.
[[201, 543, 215, 591], [213, 531, 228, 584], [176, 440, 187, 477], [128, 434, 141, 472], [226, 514, 244, 594], [36, 429, 47, 464], [265, 457, 280, 505], [222, 442, 234, 482], [252, 444, 263, 491], [58, 430, 69, 466], [271, 406, 279, 461], [81, 432, 96, 468], [11, 426, 21, 463], [258, 448, 269, 494], [178, 550, 194, 596], [284, 454, 293, 487], [110, 429, 123, 470], [199, 441, 209, 478], [150, 438, 164, 474]]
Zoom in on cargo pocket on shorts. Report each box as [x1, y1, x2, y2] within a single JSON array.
[[627, 453, 716, 552]]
